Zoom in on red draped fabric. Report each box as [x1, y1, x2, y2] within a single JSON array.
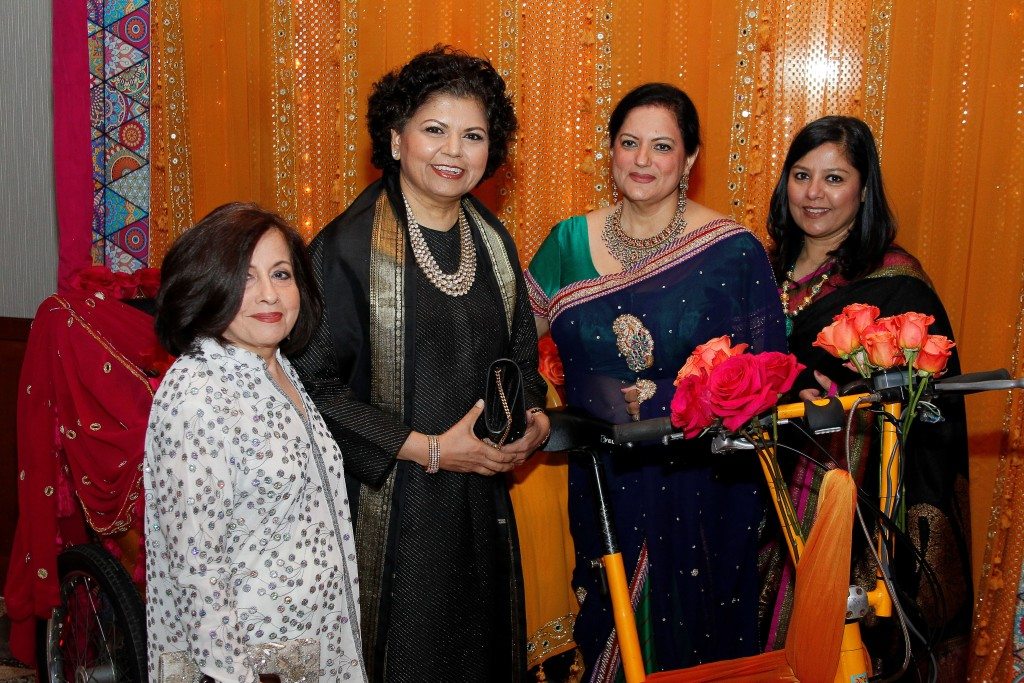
[[3, 277, 167, 665]]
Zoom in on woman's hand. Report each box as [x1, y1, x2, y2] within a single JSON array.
[[798, 370, 836, 401], [434, 401, 519, 475], [501, 409, 551, 466], [621, 384, 641, 419]]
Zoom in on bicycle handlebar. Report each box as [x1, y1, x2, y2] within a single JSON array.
[[606, 368, 1020, 447], [932, 368, 1019, 394], [612, 417, 674, 445]]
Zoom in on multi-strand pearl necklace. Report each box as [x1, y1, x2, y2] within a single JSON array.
[[402, 193, 476, 297]]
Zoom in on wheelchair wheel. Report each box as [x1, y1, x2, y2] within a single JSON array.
[[39, 544, 147, 682]]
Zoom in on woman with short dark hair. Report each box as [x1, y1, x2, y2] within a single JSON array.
[[146, 203, 365, 682], [764, 116, 971, 679], [155, 202, 321, 356], [290, 46, 549, 681]]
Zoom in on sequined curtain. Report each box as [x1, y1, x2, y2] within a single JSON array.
[[148, 0, 1024, 667]]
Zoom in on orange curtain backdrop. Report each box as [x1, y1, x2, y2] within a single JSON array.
[[149, 0, 1024, 666]]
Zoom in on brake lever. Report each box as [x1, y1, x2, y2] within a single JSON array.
[[711, 432, 755, 454]]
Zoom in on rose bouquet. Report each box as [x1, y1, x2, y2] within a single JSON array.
[[813, 303, 955, 444], [669, 336, 804, 438]]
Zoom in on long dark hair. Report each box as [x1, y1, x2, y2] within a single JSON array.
[[155, 203, 321, 356], [608, 83, 701, 156], [767, 115, 895, 280], [366, 45, 517, 181]]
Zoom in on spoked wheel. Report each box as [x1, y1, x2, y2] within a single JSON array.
[[39, 544, 147, 683]]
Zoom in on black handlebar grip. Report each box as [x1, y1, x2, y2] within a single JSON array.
[[613, 417, 674, 444], [935, 369, 1011, 385]]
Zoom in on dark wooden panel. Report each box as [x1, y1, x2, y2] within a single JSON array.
[[0, 317, 32, 587]]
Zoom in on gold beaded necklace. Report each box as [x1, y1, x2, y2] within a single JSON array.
[[780, 261, 833, 318]]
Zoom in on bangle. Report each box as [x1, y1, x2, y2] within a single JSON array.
[[425, 435, 441, 474]]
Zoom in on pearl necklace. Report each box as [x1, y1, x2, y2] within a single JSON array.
[[402, 194, 476, 297], [602, 189, 688, 271]]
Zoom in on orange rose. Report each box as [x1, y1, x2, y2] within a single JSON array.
[[813, 316, 861, 358], [861, 323, 903, 369], [675, 335, 749, 383], [537, 335, 565, 386], [838, 303, 881, 334], [892, 312, 935, 350], [915, 334, 955, 375]]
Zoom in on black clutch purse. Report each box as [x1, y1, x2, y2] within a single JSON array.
[[475, 358, 527, 447]]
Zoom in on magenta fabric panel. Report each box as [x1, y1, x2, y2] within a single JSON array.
[[52, 0, 93, 291]]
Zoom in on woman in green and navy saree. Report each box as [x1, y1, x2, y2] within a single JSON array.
[[527, 83, 786, 680]]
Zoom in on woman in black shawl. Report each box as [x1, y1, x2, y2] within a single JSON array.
[[290, 46, 549, 682], [762, 116, 971, 680]]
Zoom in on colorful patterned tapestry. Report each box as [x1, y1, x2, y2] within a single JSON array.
[[89, 0, 150, 270]]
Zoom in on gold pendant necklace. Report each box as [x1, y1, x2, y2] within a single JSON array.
[[602, 189, 688, 270], [780, 262, 833, 318]]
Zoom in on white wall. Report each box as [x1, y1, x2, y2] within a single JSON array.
[[0, 1, 58, 319]]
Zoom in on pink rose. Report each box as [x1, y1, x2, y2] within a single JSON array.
[[675, 335, 749, 383], [706, 354, 775, 432], [915, 335, 955, 375], [892, 312, 935, 351], [838, 303, 881, 334], [758, 352, 805, 395], [861, 323, 903, 369], [670, 374, 714, 438], [813, 316, 861, 358]]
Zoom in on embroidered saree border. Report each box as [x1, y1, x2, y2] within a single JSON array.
[[356, 192, 406, 669], [466, 201, 517, 335], [545, 219, 747, 323], [525, 612, 577, 669]]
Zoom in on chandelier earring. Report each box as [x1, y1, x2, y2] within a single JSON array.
[[678, 173, 690, 196], [611, 181, 619, 205]]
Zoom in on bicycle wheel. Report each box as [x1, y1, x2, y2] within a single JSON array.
[[39, 544, 147, 683]]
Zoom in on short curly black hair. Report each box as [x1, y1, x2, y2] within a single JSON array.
[[366, 45, 517, 181]]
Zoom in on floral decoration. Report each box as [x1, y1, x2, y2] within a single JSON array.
[[669, 335, 804, 438], [537, 333, 566, 403], [813, 303, 955, 444]]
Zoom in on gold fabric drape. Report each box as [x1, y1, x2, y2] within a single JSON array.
[[150, 0, 1024, 673]]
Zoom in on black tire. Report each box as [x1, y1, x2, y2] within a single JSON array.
[[37, 543, 147, 682]]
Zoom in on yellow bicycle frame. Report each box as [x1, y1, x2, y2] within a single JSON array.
[[606, 393, 899, 682]]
